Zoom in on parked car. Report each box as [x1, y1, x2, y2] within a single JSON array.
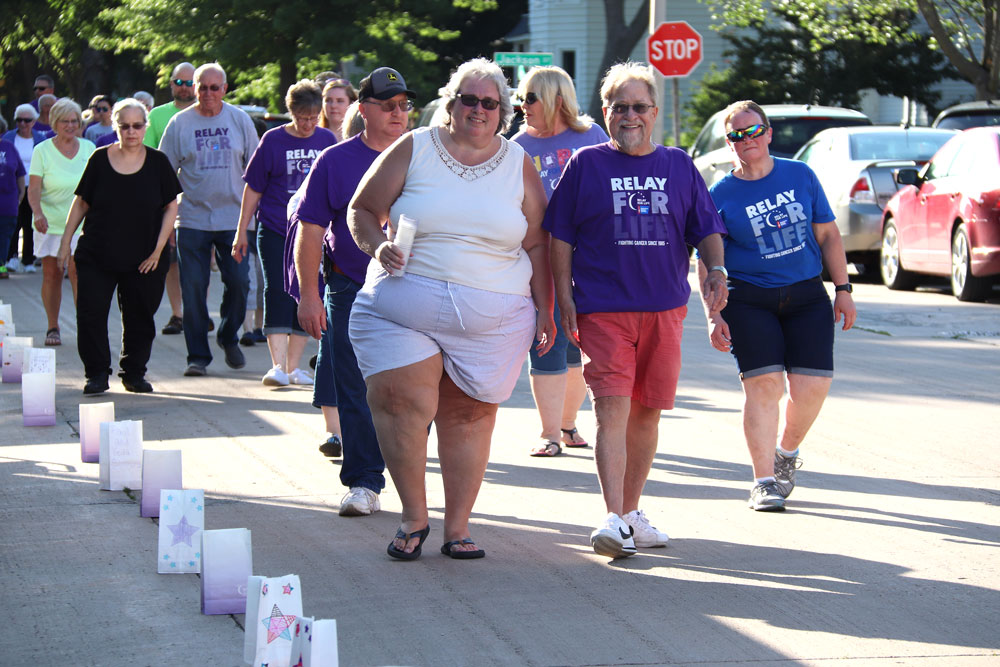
[[880, 127, 1000, 301], [932, 100, 1000, 130], [689, 104, 872, 187], [235, 105, 291, 134], [794, 126, 957, 275]]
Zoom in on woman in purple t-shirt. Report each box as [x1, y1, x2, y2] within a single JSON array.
[[233, 80, 336, 387]]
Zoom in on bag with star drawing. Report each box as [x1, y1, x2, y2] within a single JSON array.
[[243, 574, 303, 667]]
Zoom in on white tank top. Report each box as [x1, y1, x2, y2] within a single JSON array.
[[388, 126, 532, 296]]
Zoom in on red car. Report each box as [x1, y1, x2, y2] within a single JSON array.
[[880, 127, 1000, 301]]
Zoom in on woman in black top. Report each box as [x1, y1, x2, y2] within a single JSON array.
[[58, 98, 182, 394]]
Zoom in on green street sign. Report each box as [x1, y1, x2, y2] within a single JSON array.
[[494, 52, 553, 68]]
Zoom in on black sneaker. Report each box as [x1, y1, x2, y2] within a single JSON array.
[[221, 343, 245, 369], [319, 435, 343, 458], [239, 331, 255, 346], [161, 315, 183, 335], [83, 375, 110, 395], [121, 376, 153, 393]]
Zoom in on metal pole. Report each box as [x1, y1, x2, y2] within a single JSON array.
[[672, 78, 680, 147]]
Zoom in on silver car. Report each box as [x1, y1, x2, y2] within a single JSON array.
[[794, 126, 956, 275]]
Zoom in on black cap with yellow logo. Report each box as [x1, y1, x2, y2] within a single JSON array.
[[358, 67, 416, 101]]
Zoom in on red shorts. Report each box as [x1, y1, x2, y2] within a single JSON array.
[[577, 307, 686, 410]]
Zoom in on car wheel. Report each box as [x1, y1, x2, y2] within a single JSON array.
[[951, 223, 990, 301], [880, 220, 917, 290]]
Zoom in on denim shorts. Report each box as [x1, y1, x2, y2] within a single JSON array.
[[350, 269, 536, 404], [528, 299, 582, 374], [723, 276, 834, 379]]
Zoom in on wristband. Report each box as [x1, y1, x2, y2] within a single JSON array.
[[709, 265, 728, 279]]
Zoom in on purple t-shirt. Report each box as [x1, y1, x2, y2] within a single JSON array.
[[243, 125, 336, 234], [0, 139, 26, 217], [293, 135, 381, 284], [543, 143, 726, 313], [95, 132, 117, 148], [512, 124, 608, 199]]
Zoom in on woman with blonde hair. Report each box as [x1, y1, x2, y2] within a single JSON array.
[[28, 97, 95, 346], [318, 78, 358, 142], [512, 65, 608, 458]]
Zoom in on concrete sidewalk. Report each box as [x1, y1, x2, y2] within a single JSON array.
[[1, 268, 998, 666]]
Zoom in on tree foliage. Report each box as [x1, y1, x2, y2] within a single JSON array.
[[704, 0, 1000, 99], [587, 0, 651, 118]]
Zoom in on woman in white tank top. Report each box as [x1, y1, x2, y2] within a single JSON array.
[[348, 58, 554, 561]]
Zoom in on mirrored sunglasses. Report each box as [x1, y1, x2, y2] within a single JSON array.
[[726, 124, 768, 142], [173, 78, 194, 87]]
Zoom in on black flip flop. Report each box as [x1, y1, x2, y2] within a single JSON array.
[[440, 538, 485, 559], [529, 441, 561, 457], [387, 525, 430, 560], [561, 427, 589, 447]]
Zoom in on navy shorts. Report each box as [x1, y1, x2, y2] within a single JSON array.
[[529, 299, 582, 374], [722, 276, 834, 380]]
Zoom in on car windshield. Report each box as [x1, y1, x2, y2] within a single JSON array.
[[770, 117, 871, 157], [935, 112, 1000, 130], [848, 132, 954, 162]]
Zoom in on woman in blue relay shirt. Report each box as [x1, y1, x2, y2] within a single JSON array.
[[700, 100, 856, 512]]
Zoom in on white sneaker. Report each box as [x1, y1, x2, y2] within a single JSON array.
[[261, 365, 289, 387], [6, 258, 22, 272], [622, 509, 670, 547], [590, 512, 637, 559], [287, 368, 314, 385], [23, 263, 37, 273], [339, 487, 380, 516]]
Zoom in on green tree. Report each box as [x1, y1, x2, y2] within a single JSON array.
[[683, 5, 953, 142], [704, 0, 1000, 100]]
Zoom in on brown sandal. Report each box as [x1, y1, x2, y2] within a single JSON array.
[[44, 328, 61, 346], [529, 441, 562, 457]]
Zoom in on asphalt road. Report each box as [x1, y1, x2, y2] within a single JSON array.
[[1, 265, 997, 666]]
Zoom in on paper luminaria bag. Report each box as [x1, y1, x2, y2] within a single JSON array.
[[79, 401, 114, 464], [157, 489, 204, 573], [244, 574, 304, 667], [288, 616, 314, 667], [141, 450, 182, 517], [1, 336, 32, 383], [289, 618, 338, 667], [200, 528, 253, 615], [22, 347, 56, 426], [99, 420, 143, 491]]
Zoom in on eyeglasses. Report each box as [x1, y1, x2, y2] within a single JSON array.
[[173, 79, 194, 87], [293, 114, 320, 124], [118, 122, 146, 131], [199, 84, 224, 92], [519, 92, 539, 106], [609, 103, 655, 115], [34, 86, 50, 92], [726, 124, 768, 142], [58, 118, 80, 125], [363, 99, 413, 112], [15, 118, 34, 124], [454, 94, 500, 111]]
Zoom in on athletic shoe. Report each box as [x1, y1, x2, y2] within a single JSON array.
[[221, 343, 245, 369], [121, 376, 154, 393], [23, 263, 37, 273], [262, 365, 289, 386], [239, 331, 255, 346], [339, 487, 380, 516], [590, 512, 637, 559], [287, 368, 314, 385], [749, 481, 786, 511], [252, 328, 266, 343], [319, 435, 342, 458], [774, 451, 802, 498], [183, 363, 207, 377], [6, 258, 22, 272], [622, 509, 669, 547], [161, 315, 183, 335]]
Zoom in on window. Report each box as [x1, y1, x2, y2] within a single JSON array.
[[562, 51, 576, 80]]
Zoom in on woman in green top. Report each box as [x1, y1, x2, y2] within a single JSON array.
[[27, 98, 96, 346]]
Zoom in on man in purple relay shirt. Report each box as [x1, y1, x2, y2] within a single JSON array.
[[293, 66, 415, 517], [544, 62, 729, 560]]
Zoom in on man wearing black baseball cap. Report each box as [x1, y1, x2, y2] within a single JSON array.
[[293, 66, 415, 518]]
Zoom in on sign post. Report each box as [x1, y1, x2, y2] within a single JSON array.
[[647, 21, 703, 147]]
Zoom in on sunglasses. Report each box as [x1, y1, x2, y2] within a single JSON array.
[[363, 99, 413, 112], [173, 79, 194, 87], [118, 122, 146, 131], [519, 92, 539, 105], [609, 103, 655, 115], [199, 84, 224, 92], [454, 93, 500, 111], [15, 118, 34, 124], [34, 86, 50, 91], [94, 106, 110, 113], [726, 124, 768, 142]]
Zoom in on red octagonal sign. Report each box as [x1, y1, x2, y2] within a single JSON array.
[[647, 21, 702, 78]]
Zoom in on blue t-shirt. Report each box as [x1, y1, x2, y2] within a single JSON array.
[[512, 124, 608, 199], [0, 139, 26, 217], [243, 125, 336, 235], [709, 158, 834, 288], [543, 143, 726, 313], [293, 134, 381, 284]]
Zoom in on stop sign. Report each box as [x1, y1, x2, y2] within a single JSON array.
[[647, 21, 702, 78]]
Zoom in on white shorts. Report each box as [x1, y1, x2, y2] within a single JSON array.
[[349, 268, 536, 404], [33, 231, 79, 258]]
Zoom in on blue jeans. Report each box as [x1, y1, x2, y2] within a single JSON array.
[[176, 227, 249, 366], [0, 216, 16, 266], [322, 270, 385, 492], [257, 226, 304, 335]]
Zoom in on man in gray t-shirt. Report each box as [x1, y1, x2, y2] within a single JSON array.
[[159, 62, 259, 376]]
